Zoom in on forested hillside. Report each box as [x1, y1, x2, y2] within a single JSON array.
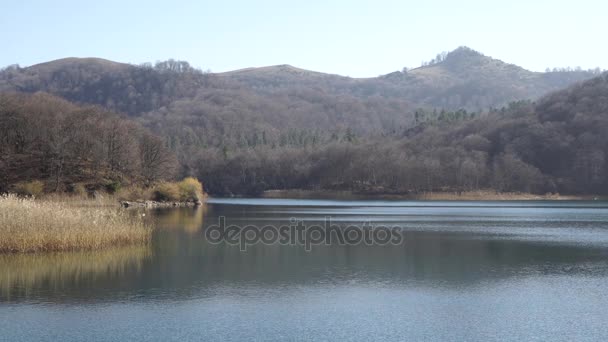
[[0, 92, 176, 193], [0, 58, 208, 115], [0, 47, 599, 118], [0, 49, 606, 196], [219, 47, 601, 110], [194, 73, 608, 195]]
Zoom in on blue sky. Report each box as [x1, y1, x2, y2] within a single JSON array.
[[1, 0, 605, 77]]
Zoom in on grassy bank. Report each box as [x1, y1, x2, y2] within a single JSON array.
[[0, 194, 151, 253]]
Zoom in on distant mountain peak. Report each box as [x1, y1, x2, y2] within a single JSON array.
[[218, 64, 345, 79], [445, 46, 486, 61], [411, 46, 491, 73], [29, 57, 130, 70], [409, 46, 526, 77], [441, 46, 492, 71]]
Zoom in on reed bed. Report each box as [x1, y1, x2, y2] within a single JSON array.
[[39, 192, 120, 207], [0, 194, 151, 253]]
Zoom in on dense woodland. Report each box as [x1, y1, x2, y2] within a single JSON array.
[[193, 73, 608, 196], [0, 93, 175, 193], [0, 49, 607, 196]]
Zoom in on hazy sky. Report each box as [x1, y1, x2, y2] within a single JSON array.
[[1, 0, 605, 77]]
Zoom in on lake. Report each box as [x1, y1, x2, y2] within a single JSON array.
[[2, 199, 608, 341]]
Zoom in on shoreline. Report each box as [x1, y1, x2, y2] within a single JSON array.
[[261, 189, 602, 201], [120, 200, 203, 208]]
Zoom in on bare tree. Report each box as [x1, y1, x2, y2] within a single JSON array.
[[139, 131, 177, 185]]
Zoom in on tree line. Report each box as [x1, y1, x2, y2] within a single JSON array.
[[0, 92, 176, 193]]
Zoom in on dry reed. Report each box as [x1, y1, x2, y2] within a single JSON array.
[[0, 194, 151, 253]]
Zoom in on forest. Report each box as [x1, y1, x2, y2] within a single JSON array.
[[193, 73, 608, 196], [0, 92, 175, 194], [0, 49, 607, 196], [147, 70, 608, 196]]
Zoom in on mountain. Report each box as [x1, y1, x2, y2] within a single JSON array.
[[0, 59, 417, 154], [0, 58, 207, 115], [193, 72, 608, 195], [1, 49, 606, 195], [401, 47, 601, 109], [0, 47, 600, 118], [218, 47, 601, 110]]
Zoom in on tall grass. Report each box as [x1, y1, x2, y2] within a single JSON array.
[[0, 194, 151, 253], [40, 192, 120, 207]]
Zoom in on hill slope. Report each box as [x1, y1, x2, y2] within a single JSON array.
[[1, 50, 606, 195], [0, 47, 599, 118], [218, 47, 600, 110], [0, 58, 207, 115], [193, 73, 608, 195], [1, 58, 606, 195], [0, 92, 176, 192]]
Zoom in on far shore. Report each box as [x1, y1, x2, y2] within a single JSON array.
[[261, 189, 603, 201]]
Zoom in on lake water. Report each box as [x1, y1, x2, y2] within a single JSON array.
[[2, 199, 608, 341]]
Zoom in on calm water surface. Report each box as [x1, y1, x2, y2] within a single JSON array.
[[2, 199, 608, 341]]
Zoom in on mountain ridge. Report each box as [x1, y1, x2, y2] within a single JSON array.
[[2, 51, 608, 195], [0, 46, 602, 117]]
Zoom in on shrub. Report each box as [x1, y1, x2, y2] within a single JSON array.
[[177, 177, 204, 202], [152, 182, 180, 202], [105, 181, 122, 194], [13, 180, 45, 197]]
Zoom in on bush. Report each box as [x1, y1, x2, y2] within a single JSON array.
[[178, 177, 204, 202], [149, 178, 204, 202], [152, 182, 180, 202], [13, 180, 45, 197], [105, 181, 122, 194]]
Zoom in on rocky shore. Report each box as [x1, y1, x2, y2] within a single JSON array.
[[120, 200, 203, 208]]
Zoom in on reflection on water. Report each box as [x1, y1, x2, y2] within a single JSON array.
[[2, 200, 608, 298], [0, 246, 150, 301], [153, 205, 207, 234], [2, 199, 608, 341]]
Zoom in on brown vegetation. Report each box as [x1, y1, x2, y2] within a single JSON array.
[[195, 74, 608, 196], [0, 92, 177, 193], [115, 177, 205, 203], [0, 52, 606, 198], [3, 48, 598, 120], [0, 194, 151, 253]]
